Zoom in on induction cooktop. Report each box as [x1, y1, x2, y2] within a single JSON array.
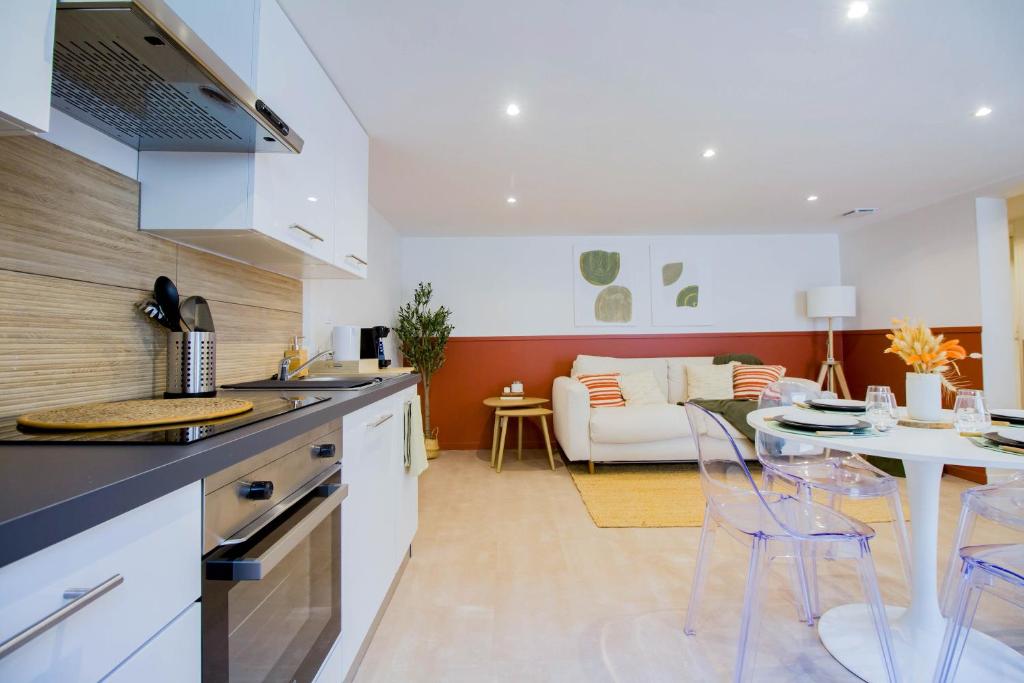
[[0, 391, 330, 445]]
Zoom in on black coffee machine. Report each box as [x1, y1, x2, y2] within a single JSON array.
[[360, 326, 392, 369]]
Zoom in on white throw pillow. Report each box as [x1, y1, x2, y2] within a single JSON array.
[[618, 371, 667, 406], [685, 364, 735, 400]]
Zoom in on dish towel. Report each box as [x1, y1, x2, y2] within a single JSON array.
[[405, 397, 429, 477]]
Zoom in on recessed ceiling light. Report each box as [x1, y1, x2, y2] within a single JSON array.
[[505, 103, 521, 117], [702, 148, 716, 158], [506, 196, 517, 204], [847, 2, 869, 19], [974, 106, 992, 117], [306, 196, 318, 202], [807, 195, 819, 202]]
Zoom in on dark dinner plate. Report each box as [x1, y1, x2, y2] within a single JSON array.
[[983, 431, 1024, 448], [806, 399, 867, 413], [775, 416, 873, 432], [989, 412, 1024, 426]]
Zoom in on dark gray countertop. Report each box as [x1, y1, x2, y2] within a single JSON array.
[[0, 374, 419, 568]]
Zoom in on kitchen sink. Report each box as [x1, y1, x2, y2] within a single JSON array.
[[223, 376, 385, 390]]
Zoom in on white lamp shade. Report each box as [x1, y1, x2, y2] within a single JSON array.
[[806, 286, 856, 318]]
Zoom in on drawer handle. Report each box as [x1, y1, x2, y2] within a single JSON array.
[[345, 254, 368, 266], [366, 413, 393, 429], [0, 574, 123, 660], [289, 223, 325, 242]]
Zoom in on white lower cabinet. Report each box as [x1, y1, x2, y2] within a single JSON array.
[[340, 387, 420, 679], [102, 603, 201, 683], [0, 483, 201, 683], [313, 636, 345, 683]]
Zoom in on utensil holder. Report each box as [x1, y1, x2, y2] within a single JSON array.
[[166, 332, 217, 398]]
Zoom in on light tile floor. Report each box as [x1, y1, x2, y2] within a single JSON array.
[[354, 450, 1022, 682]]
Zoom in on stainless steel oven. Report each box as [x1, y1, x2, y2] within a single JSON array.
[[202, 422, 344, 682]]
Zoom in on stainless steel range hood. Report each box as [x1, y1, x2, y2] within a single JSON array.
[[53, 0, 303, 153]]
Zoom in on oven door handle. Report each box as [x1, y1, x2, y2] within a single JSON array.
[[207, 480, 347, 581]]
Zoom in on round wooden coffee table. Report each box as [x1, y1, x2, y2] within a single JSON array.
[[482, 397, 550, 468]]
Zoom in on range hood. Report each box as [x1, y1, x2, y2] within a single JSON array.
[[52, 0, 303, 153]]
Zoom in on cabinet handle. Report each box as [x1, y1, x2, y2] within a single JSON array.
[[0, 574, 124, 660], [345, 254, 368, 266], [366, 413, 393, 429], [289, 224, 325, 242]]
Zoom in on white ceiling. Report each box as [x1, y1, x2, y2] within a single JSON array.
[[280, 0, 1024, 236]]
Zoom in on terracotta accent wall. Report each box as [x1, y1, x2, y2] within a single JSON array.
[[840, 327, 985, 405], [0, 136, 303, 417], [840, 326, 986, 483], [429, 331, 833, 450]]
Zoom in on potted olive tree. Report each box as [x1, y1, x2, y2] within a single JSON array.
[[394, 282, 454, 457]]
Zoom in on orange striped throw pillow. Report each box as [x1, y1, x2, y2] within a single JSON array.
[[733, 364, 786, 400], [577, 373, 626, 407]]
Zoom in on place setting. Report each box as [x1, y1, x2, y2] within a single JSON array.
[[796, 396, 867, 414], [764, 408, 878, 437]]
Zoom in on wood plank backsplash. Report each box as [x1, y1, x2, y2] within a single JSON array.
[[0, 136, 303, 417]]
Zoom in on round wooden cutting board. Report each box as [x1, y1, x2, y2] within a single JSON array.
[[17, 397, 255, 431]]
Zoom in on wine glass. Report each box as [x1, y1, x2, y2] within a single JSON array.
[[865, 386, 897, 432], [953, 389, 990, 434]]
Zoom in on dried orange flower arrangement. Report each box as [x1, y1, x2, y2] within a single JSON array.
[[884, 318, 978, 392]]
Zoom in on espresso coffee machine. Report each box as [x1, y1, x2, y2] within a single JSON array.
[[360, 326, 392, 369]]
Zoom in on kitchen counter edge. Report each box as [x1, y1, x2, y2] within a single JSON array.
[[0, 374, 420, 569]]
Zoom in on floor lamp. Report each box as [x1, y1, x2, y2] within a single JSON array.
[[807, 286, 856, 399]]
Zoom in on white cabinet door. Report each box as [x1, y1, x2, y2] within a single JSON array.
[[395, 389, 420, 565], [253, 0, 335, 263], [162, 0, 258, 88], [0, 0, 55, 134], [332, 97, 370, 276], [340, 398, 400, 676], [102, 604, 201, 683], [0, 483, 201, 683]]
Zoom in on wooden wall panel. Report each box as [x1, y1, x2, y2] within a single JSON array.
[[0, 137, 301, 418]]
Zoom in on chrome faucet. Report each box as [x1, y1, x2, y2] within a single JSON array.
[[278, 350, 333, 381]]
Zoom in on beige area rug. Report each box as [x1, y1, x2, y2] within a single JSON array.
[[568, 462, 910, 528]]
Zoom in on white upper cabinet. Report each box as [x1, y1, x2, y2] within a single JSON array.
[[140, 0, 368, 279], [0, 1, 55, 134]]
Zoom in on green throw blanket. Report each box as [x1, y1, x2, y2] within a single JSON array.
[[687, 399, 758, 441]]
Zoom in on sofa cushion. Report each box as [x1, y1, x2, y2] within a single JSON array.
[[686, 363, 735, 400], [733, 364, 786, 400], [572, 355, 669, 398], [589, 404, 690, 444], [666, 357, 714, 402], [577, 373, 626, 407], [619, 371, 666, 406]]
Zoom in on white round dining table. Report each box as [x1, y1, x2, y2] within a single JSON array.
[[748, 407, 1024, 683]]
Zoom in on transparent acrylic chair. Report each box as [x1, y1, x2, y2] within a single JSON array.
[[939, 474, 1024, 615], [682, 403, 899, 683], [757, 380, 912, 605], [934, 544, 1024, 682]]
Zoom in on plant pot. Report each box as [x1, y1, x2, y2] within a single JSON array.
[[425, 435, 441, 460], [906, 372, 943, 421]]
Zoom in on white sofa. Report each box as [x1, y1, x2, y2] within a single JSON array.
[[552, 354, 819, 470]]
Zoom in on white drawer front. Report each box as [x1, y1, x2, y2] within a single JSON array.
[[0, 483, 201, 683], [102, 603, 200, 683]]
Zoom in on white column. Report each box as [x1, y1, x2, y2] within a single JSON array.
[[975, 197, 1018, 481]]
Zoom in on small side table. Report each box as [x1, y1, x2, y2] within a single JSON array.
[[494, 408, 555, 473], [482, 397, 550, 468]]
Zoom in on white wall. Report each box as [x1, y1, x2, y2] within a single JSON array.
[[399, 233, 841, 336], [839, 195, 982, 329], [304, 207, 402, 358]]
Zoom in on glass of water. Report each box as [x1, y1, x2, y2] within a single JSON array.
[[953, 389, 990, 434], [864, 386, 897, 432], [864, 386, 897, 431]]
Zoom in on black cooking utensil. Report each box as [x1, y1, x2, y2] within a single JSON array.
[[154, 276, 183, 332]]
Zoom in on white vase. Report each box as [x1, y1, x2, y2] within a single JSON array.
[[905, 372, 943, 421]]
